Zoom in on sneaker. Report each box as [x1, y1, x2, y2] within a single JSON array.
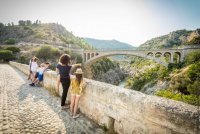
[[61, 105, 70, 110], [73, 114, 80, 119], [29, 83, 35, 86]]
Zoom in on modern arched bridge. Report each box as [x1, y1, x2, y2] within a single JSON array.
[[73, 46, 200, 67]]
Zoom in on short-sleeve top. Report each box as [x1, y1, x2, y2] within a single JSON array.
[[56, 64, 72, 78], [30, 61, 38, 72]]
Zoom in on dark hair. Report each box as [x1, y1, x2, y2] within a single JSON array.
[[59, 54, 71, 65], [76, 74, 83, 85], [45, 62, 50, 65], [33, 58, 37, 62]]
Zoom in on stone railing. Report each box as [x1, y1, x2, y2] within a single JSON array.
[[10, 61, 198, 134]]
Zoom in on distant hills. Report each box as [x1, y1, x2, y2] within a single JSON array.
[[1, 21, 199, 51], [139, 29, 200, 49], [0, 21, 136, 50], [84, 37, 135, 50], [0, 21, 92, 49]]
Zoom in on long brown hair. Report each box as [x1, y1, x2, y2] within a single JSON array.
[[76, 74, 83, 85]]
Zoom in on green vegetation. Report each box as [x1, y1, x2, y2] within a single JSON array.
[[126, 64, 168, 91], [92, 58, 119, 74], [187, 36, 200, 45], [0, 20, 93, 50], [167, 62, 184, 71], [0, 50, 13, 62], [0, 46, 21, 62], [5, 38, 16, 44], [36, 45, 60, 61], [5, 46, 20, 53], [154, 50, 200, 105], [184, 50, 200, 65], [124, 50, 200, 106], [70, 52, 82, 63], [17, 56, 26, 64], [91, 58, 124, 85], [155, 90, 198, 105], [139, 29, 199, 49]]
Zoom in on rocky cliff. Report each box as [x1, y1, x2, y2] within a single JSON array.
[[139, 29, 200, 49]]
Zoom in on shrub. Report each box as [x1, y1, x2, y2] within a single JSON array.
[[0, 50, 13, 62], [184, 50, 200, 65], [36, 45, 60, 60], [187, 81, 200, 95], [17, 56, 26, 64], [70, 52, 82, 63], [6, 46, 20, 53], [168, 62, 184, 71], [155, 90, 198, 105], [169, 75, 191, 95], [126, 65, 169, 91], [187, 62, 200, 81], [5, 38, 16, 44]]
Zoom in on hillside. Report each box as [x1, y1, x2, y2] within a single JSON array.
[[84, 37, 135, 50], [139, 29, 200, 49], [0, 22, 92, 49]]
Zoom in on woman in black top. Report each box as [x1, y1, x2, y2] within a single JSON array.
[[56, 54, 81, 109]]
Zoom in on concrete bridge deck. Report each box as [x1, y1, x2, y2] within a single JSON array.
[[0, 64, 104, 134]]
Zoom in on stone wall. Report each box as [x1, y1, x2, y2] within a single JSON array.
[[10, 61, 198, 134]]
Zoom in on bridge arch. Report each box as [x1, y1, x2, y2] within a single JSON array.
[[84, 51, 168, 67], [164, 52, 171, 63], [147, 52, 154, 57], [173, 51, 181, 63], [155, 52, 163, 58]]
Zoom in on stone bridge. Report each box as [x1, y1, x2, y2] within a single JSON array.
[[8, 61, 199, 134], [74, 46, 200, 67]]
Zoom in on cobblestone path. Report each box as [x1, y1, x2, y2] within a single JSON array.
[[0, 64, 105, 134]]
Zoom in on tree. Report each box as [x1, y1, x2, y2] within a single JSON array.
[[0, 22, 4, 28], [7, 23, 11, 26], [18, 20, 26, 26], [26, 20, 32, 25], [6, 46, 20, 53], [36, 45, 60, 60], [70, 52, 83, 63], [184, 50, 200, 65], [11, 22, 14, 26], [36, 20, 38, 25], [0, 50, 13, 62]]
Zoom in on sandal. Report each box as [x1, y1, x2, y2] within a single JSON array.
[[69, 111, 73, 116], [73, 114, 80, 119]]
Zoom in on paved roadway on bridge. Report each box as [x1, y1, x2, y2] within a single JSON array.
[[0, 64, 104, 134]]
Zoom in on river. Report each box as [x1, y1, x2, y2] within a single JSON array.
[[118, 79, 126, 88]]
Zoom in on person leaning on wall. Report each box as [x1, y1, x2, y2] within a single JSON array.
[[56, 54, 81, 110]]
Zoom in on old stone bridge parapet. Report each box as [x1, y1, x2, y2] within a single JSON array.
[[10, 61, 198, 134]]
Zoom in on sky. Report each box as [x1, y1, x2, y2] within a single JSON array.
[[0, 0, 200, 46]]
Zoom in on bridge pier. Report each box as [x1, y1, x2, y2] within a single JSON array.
[[170, 52, 174, 63], [87, 53, 91, 61]]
